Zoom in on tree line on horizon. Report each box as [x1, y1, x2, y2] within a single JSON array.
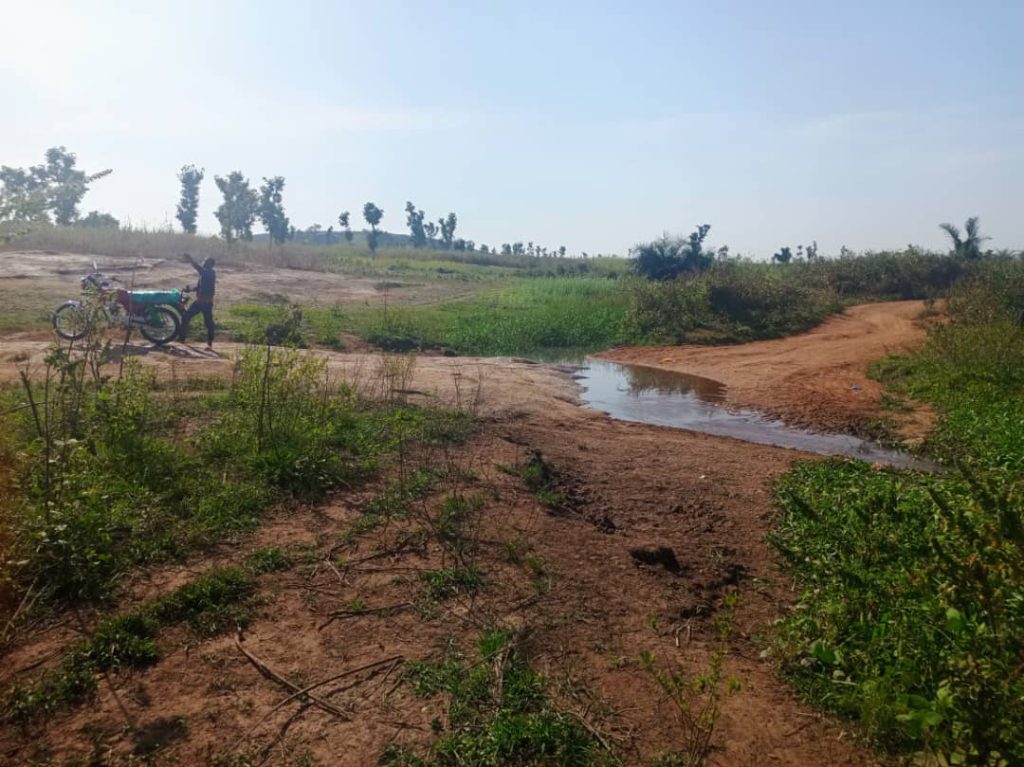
[[176, 167, 572, 259], [2, 147, 1011, 267], [0, 146, 574, 258]]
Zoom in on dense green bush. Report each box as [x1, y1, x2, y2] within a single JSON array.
[[772, 259, 1024, 764], [818, 250, 964, 300], [624, 250, 967, 344], [1, 341, 470, 605], [625, 262, 839, 343]]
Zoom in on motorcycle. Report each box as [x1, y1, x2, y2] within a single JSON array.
[[52, 262, 193, 346]]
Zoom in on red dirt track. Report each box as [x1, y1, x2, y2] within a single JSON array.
[[0, 302, 928, 766]]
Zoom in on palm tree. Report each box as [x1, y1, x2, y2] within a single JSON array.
[[939, 216, 990, 259]]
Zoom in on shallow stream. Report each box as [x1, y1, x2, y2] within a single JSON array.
[[572, 359, 936, 471]]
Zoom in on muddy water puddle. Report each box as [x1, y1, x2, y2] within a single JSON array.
[[573, 359, 936, 471]]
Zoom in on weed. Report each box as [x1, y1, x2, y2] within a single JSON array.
[[243, 547, 292, 574], [396, 630, 606, 766], [641, 595, 737, 767], [2, 566, 260, 721], [525, 556, 552, 594], [148, 567, 255, 636], [517, 449, 564, 510], [1, 339, 472, 610], [435, 493, 485, 559], [421, 567, 485, 601], [500, 537, 526, 564]]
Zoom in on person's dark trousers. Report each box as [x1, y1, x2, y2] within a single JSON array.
[[179, 300, 215, 345]]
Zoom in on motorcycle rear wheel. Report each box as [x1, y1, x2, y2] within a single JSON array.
[[139, 306, 180, 345]]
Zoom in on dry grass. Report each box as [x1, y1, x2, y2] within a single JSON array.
[[5, 226, 337, 271]]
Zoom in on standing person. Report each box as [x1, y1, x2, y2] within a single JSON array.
[[179, 253, 217, 348]]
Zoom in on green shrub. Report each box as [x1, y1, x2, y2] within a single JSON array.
[[625, 250, 967, 345], [2, 340, 471, 608], [773, 264, 1024, 763]]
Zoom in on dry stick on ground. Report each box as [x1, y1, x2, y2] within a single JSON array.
[[317, 602, 414, 631], [569, 709, 623, 766], [236, 654, 405, 746], [328, 532, 424, 562], [0, 574, 39, 646], [234, 631, 349, 719]]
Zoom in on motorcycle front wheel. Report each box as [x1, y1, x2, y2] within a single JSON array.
[[139, 306, 180, 345], [52, 301, 94, 340]]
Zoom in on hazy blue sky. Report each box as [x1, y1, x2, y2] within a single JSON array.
[[2, 0, 1021, 256]]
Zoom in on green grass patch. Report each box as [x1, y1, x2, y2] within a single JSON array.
[[771, 263, 1024, 764], [343, 277, 627, 357], [2, 565, 264, 721], [391, 630, 605, 767]]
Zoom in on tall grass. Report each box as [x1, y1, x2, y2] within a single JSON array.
[[347, 277, 628, 357]]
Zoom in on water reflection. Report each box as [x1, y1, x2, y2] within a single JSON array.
[[575, 360, 936, 471], [618, 363, 726, 403]]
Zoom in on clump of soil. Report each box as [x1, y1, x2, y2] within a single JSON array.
[[630, 545, 684, 574]]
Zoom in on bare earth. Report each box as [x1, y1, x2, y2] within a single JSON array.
[[0, 250, 482, 331], [0, 304, 928, 766]]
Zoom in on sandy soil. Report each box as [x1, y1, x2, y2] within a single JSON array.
[[599, 300, 936, 440], [0, 250, 481, 320], [0, 305, 926, 766]]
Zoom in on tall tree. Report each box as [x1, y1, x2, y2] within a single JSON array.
[[405, 201, 427, 247], [0, 166, 49, 226], [213, 171, 258, 243], [176, 164, 204, 234], [0, 146, 111, 226], [338, 211, 353, 242], [940, 216, 990, 260], [42, 147, 112, 225], [424, 221, 438, 242], [439, 212, 457, 249], [257, 176, 290, 245], [363, 202, 383, 258]]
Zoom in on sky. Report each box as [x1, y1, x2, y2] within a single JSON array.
[[1, 0, 1022, 257]]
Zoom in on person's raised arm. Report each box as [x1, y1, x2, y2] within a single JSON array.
[[183, 253, 202, 273]]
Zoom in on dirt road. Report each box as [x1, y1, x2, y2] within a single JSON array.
[[0, 307, 927, 766], [600, 300, 935, 439]]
